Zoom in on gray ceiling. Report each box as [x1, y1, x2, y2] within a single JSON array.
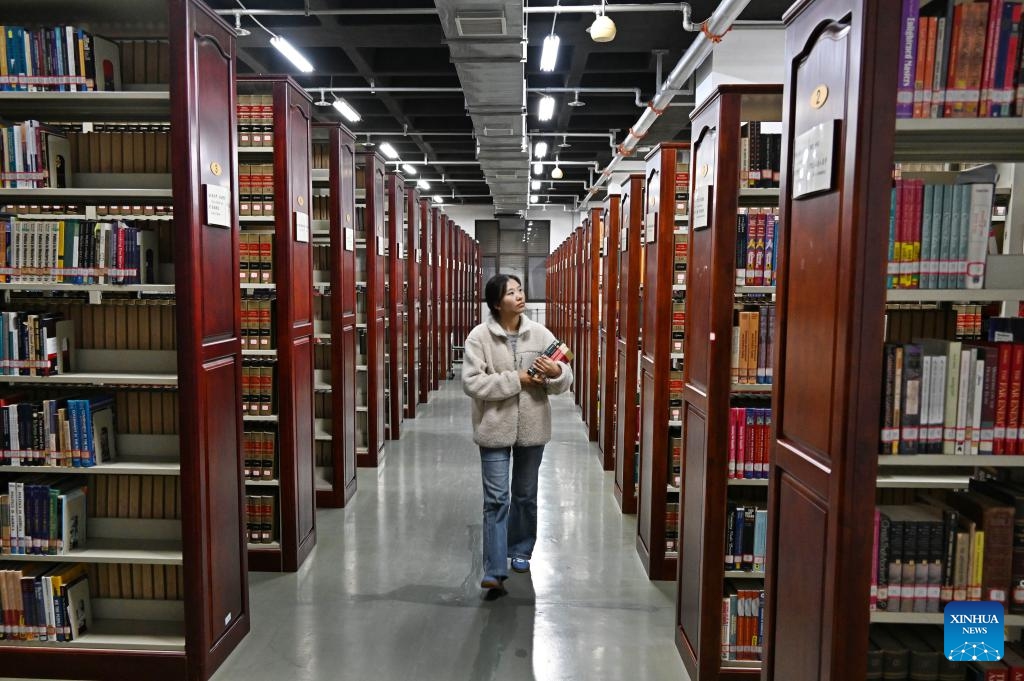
[[202, 1, 794, 213]]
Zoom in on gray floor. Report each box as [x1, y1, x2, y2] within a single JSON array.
[[210, 379, 688, 681]]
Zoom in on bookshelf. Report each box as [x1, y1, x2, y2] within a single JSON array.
[[357, 152, 387, 467], [569, 225, 581, 411], [583, 212, 601, 442], [676, 84, 782, 680], [637, 142, 690, 581], [386, 172, 406, 440], [614, 174, 645, 514], [428, 207, 440, 393], [598, 194, 622, 472], [418, 200, 433, 403], [236, 76, 316, 573], [0, 2, 249, 678], [765, 1, 1024, 678], [404, 187, 420, 419], [310, 122, 358, 508]]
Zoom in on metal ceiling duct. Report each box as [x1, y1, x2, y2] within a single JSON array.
[[435, 0, 527, 214]]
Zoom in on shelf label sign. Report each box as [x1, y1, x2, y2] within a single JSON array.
[[944, 601, 1004, 662], [693, 184, 711, 230], [295, 211, 310, 243], [344, 227, 354, 252], [204, 184, 231, 228], [793, 120, 836, 199]]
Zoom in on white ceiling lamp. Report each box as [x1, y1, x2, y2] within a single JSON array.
[[540, 34, 560, 72], [269, 35, 314, 73], [417, 179, 431, 190], [531, 179, 541, 190], [534, 141, 548, 159], [551, 156, 564, 179], [532, 161, 544, 176], [332, 98, 361, 123], [433, 195, 444, 204], [379, 142, 399, 159], [402, 163, 417, 176], [530, 195, 539, 204], [587, 1, 617, 43], [538, 95, 555, 122]]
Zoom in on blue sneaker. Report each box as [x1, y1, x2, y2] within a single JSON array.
[[511, 558, 530, 573]]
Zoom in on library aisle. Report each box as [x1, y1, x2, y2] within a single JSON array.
[[209, 380, 688, 681]]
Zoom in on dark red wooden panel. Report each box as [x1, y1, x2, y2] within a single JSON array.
[[387, 174, 406, 437], [599, 195, 621, 471], [763, 2, 899, 680], [418, 199, 432, 403]]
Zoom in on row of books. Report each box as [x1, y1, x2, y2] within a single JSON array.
[[880, 337, 1024, 456], [0, 564, 91, 642], [67, 129, 173, 176], [885, 304, 987, 344], [0, 396, 115, 467], [0, 219, 160, 285], [237, 95, 275, 147], [239, 233, 274, 284], [873, 483, 1024, 616], [88, 563, 182, 601], [0, 121, 71, 189], [728, 407, 773, 480], [720, 584, 765, 661], [238, 164, 276, 217], [672, 232, 687, 285], [245, 494, 276, 544], [731, 305, 775, 385], [673, 166, 689, 223], [868, 625, 1013, 681], [670, 301, 685, 353], [1, 204, 173, 218], [669, 436, 682, 488], [724, 505, 768, 572], [243, 430, 277, 482], [87, 475, 180, 521], [241, 299, 274, 350], [665, 502, 679, 555], [668, 371, 683, 423], [735, 208, 778, 287], [896, 0, 1024, 119], [241, 366, 275, 415], [0, 25, 117, 92], [1, 479, 86, 555], [739, 121, 781, 188], [0, 311, 71, 377], [887, 179, 993, 290]]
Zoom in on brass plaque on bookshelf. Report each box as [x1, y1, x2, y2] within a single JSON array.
[[810, 85, 829, 109], [793, 120, 837, 199], [204, 184, 231, 228]]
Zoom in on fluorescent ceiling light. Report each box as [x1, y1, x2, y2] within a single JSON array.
[[379, 142, 399, 159], [270, 35, 313, 73], [417, 179, 431, 190], [433, 195, 444, 204], [532, 161, 543, 175], [538, 96, 555, 122], [531, 180, 541, 190], [332, 98, 360, 123], [534, 141, 548, 159], [402, 163, 417, 175], [530, 195, 539, 204], [540, 34, 560, 72]]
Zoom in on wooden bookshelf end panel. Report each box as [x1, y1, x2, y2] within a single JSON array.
[[770, 477, 827, 681], [290, 336, 316, 566], [764, 1, 898, 679], [678, 404, 707, 673], [197, 356, 246, 644]]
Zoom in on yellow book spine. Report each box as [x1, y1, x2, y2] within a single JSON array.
[[972, 529, 985, 601]]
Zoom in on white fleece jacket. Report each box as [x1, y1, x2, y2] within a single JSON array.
[[461, 315, 574, 448]]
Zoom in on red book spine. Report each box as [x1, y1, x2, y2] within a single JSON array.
[[980, 0, 1005, 117], [728, 408, 737, 478], [736, 408, 746, 480], [1009, 344, 1024, 456], [744, 409, 756, 478], [996, 342, 1013, 454]]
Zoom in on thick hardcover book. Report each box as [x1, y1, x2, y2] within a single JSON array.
[[870, 626, 910, 679], [943, 490, 1014, 607]]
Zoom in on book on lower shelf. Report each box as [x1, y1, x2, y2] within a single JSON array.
[[1, 479, 87, 555], [731, 304, 775, 386], [243, 430, 276, 482], [728, 406, 772, 480], [725, 505, 768, 574], [721, 580, 765, 663], [735, 208, 778, 287], [0, 562, 93, 642], [241, 365, 275, 415], [245, 493, 276, 546]]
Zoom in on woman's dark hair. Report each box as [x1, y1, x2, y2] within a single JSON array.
[[484, 273, 522, 319]]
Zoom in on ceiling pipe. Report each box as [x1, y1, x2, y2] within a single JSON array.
[[216, 8, 438, 16], [524, 3, 690, 14], [579, 0, 751, 207]]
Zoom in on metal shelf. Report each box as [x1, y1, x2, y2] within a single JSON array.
[[0, 90, 170, 120], [0, 457, 179, 476], [242, 414, 278, 423], [885, 288, 1024, 303], [728, 478, 768, 486], [244, 479, 280, 488], [876, 474, 970, 489], [724, 571, 765, 580], [878, 455, 1024, 467], [735, 286, 776, 295], [0, 372, 176, 387], [894, 117, 1024, 162], [238, 146, 274, 154], [870, 611, 1024, 626], [0, 538, 182, 565], [0, 283, 174, 295], [0, 187, 172, 202], [0, 618, 184, 652], [730, 383, 772, 393]]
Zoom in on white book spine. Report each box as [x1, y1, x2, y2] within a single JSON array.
[[964, 184, 993, 289]]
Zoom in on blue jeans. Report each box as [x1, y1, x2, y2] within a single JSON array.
[[480, 444, 544, 578]]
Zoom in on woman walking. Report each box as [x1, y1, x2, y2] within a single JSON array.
[[462, 273, 573, 589]]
